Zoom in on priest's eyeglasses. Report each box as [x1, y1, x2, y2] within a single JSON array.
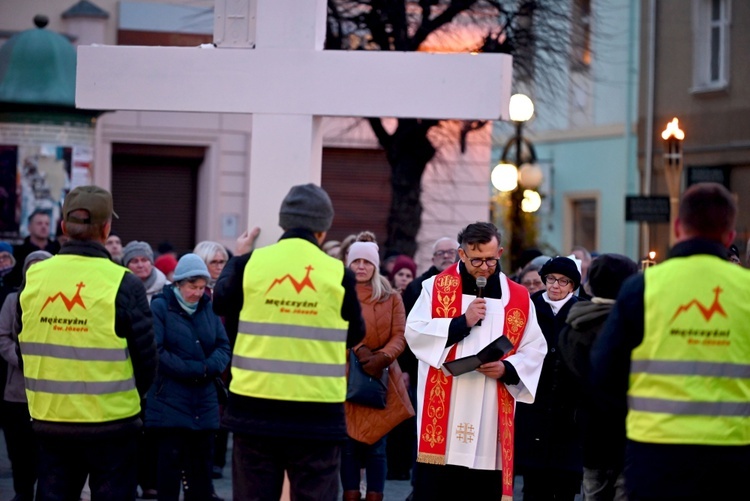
[[467, 257, 498, 268], [545, 276, 572, 286]]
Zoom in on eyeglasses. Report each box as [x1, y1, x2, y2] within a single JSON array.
[[522, 279, 543, 287], [209, 259, 227, 266], [467, 257, 498, 268], [545, 276, 572, 287], [433, 249, 457, 258]]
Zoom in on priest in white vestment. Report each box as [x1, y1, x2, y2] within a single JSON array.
[[405, 222, 546, 501]]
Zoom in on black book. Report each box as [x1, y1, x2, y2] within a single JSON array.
[[441, 336, 515, 377]]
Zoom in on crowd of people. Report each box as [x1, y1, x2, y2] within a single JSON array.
[[0, 180, 748, 501]]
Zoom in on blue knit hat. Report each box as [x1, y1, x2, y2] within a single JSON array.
[[0, 242, 15, 267], [173, 253, 210, 282]]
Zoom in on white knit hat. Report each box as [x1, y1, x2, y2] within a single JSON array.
[[346, 241, 380, 269]]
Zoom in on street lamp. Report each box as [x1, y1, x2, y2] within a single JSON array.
[[491, 93, 541, 269], [661, 117, 685, 246]]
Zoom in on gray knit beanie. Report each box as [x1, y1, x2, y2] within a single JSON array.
[[278, 184, 334, 233], [173, 253, 210, 282], [23, 250, 52, 273], [122, 241, 154, 267]]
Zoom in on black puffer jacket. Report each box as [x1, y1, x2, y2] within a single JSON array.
[[17, 239, 157, 437]]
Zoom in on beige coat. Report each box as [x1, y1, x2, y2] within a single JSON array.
[[345, 283, 415, 445]]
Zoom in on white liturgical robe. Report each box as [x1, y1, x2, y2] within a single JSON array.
[[405, 271, 546, 471]]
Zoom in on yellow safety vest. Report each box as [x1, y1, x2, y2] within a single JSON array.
[[231, 238, 349, 403], [19, 255, 140, 423], [629, 254, 750, 445]]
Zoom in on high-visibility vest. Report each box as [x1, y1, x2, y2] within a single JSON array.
[[19, 254, 140, 423], [230, 238, 349, 403], [628, 254, 750, 445]]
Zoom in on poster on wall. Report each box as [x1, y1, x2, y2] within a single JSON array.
[[18, 145, 71, 238], [0, 123, 94, 243], [0, 145, 18, 238]]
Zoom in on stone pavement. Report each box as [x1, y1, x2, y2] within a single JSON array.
[[1, 429, 586, 500], [0, 430, 414, 500]]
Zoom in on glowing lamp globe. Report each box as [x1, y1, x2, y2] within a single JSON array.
[[521, 190, 542, 213], [518, 163, 543, 189], [491, 163, 518, 192], [509, 94, 534, 123]]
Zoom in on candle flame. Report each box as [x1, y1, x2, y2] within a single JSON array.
[[649, 251, 656, 260]]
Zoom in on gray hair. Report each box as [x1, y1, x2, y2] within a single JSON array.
[[432, 237, 459, 254], [193, 240, 228, 266]]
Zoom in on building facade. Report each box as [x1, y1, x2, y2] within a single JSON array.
[[493, 0, 641, 262], [638, 0, 750, 262], [1, 0, 496, 272]]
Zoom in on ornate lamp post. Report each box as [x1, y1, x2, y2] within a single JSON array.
[[491, 94, 542, 269], [661, 117, 685, 246]]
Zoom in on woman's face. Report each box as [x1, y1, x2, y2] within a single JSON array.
[[127, 256, 153, 281], [545, 273, 575, 301], [207, 250, 227, 280], [350, 259, 376, 283], [392, 268, 414, 291], [177, 278, 207, 304], [521, 270, 544, 295]]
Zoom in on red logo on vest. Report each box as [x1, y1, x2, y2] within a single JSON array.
[[41, 282, 87, 312], [670, 286, 726, 322], [265, 265, 316, 295]]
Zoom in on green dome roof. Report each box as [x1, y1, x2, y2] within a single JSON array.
[[0, 16, 76, 108]]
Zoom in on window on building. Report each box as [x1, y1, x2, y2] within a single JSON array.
[[513, 0, 537, 82], [571, 0, 592, 72], [569, 196, 598, 253], [692, 0, 731, 91]]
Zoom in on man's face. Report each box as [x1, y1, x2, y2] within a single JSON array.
[[105, 235, 123, 257], [432, 240, 459, 271], [458, 237, 503, 280], [29, 214, 50, 240]]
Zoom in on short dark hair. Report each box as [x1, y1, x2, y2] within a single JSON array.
[[28, 209, 50, 224], [457, 222, 501, 249], [679, 183, 736, 241]]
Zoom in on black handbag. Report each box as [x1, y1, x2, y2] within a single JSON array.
[[346, 350, 389, 409]]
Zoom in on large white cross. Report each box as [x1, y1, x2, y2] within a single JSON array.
[[76, 0, 512, 246]]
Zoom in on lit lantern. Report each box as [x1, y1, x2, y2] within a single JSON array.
[[491, 162, 518, 192], [521, 190, 542, 213]]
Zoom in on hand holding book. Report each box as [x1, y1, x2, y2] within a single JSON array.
[[441, 336, 514, 376]]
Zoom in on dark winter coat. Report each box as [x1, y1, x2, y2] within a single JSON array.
[[212, 229, 365, 441], [399, 265, 439, 380], [514, 291, 583, 473], [558, 299, 625, 469], [8, 236, 59, 288], [16, 240, 157, 438], [145, 285, 231, 430], [590, 238, 750, 499]]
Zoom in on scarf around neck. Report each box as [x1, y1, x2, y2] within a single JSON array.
[[173, 285, 199, 315], [542, 291, 574, 315]]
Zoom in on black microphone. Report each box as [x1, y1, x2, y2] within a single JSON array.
[[475, 276, 487, 326]]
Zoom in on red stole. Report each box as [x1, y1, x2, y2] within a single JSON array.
[[416, 263, 529, 501]]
